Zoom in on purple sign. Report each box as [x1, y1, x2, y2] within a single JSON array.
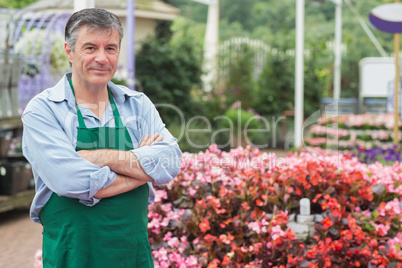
[[369, 3, 402, 33]]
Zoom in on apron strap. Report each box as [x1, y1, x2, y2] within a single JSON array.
[[107, 89, 125, 129], [69, 79, 87, 129], [69, 79, 124, 128]]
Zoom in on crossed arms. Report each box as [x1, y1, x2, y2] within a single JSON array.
[[78, 133, 163, 199]]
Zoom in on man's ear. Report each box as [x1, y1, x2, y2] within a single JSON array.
[[64, 43, 73, 64]]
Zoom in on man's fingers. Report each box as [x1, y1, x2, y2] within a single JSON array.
[[139, 134, 149, 147], [139, 133, 163, 148], [153, 136, 163, 144]]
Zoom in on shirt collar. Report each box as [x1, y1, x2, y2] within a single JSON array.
[[47, 72, 139, 106]]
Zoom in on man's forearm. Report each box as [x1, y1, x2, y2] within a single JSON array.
[[94, 174, 147, 199], [78, 149, 154, 182]]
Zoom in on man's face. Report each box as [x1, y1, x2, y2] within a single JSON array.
[[65, 25, 120, 89]]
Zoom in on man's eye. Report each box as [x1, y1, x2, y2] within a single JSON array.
[[86, 47, 95, 51]]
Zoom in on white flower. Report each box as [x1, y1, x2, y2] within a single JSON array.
[[14, 29, 70, 75]]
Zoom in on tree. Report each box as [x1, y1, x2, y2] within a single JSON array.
[[255, 36, 296, 117], [135, 19, 203, 125], [219, 43, 256, 109]]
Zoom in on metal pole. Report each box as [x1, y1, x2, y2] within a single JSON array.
[[126, 0, 136, 90], [333, 0, 342, 100], [395, 0, 400, 144], [202, 0, 219, 92], [394, 33, 400, 144], [294, 0, 304, 148]]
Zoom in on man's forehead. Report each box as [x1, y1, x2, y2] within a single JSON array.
[[82, 25, 117, 36], [76, 25, 119, 43]]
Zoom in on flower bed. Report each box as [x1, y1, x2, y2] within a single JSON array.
[[34, 144, 402, 267], [149, 145, 402, 267], [305, 113, 402, 151]]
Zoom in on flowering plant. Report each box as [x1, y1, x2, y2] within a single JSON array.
[[351, 145, 402, 165], [148, 145, 402, 267], [14, 29, 70, 76], [305, 113, 402, 151]]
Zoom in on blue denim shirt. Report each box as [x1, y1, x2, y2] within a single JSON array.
[[22, 73, 182, 223]]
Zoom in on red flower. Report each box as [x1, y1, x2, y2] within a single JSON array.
[[369, 239, 378, 248], [255, 199, 264, 206], [207, 259, 220, 268], [219, 233, 234, 245], [196, 198, 207, 209], [199, 218, 211, 233], [341, 229, 353, 241], [203, 234, 217, 244], [324, 256, 331, 267], [360, 246, 371, 257], [221, 255, 232, 267], [331, 240, 343, 252], [207, 195, 221, 208], [322, 217, 333, 229], [219, 185, 228, 197], [296, 188, 303, 196], [241, 202, 250, 211], [243, 167, 255, 178], [354, 230, 365, 242]]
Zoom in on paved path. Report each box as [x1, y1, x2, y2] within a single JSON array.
[[0, 209, 42, 268]]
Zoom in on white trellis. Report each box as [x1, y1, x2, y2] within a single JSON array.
[[218, 37, 271, 81], [6, 10, 71, 109]]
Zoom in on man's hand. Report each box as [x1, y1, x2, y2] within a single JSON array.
[[139, 133, 164, 147]]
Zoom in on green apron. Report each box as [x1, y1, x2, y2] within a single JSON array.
[[39, 81, 153, 268]]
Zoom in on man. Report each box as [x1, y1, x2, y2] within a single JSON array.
[[22, 8, 181, 268]]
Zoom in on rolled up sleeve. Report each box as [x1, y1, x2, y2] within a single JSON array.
[[132, 140, 181, 185], [22, 102, 116, 205], [130, 96, 182, 185]]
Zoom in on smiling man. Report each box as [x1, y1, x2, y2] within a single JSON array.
[[22, 8, 181, 268]]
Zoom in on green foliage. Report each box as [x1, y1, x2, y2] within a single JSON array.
[[221, 108, 267, 146], [254, 36, 295, 117], [164, 0, 208, 23], [0, 0, 35, 8], [168, 120, 211, 153], [224, 108, 260, 130], [218, 43, 256, 109], [135, 19, 203, 126]]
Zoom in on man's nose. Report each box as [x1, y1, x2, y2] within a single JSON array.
[[95, 49, 108, 64]]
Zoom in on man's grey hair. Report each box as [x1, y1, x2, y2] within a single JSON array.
[[65, 8, 124, 52]]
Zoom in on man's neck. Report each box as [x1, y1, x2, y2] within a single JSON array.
[[71, 75, 110, 119]]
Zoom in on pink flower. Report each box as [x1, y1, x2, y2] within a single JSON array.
[[34, 249, 42, 268], [167, 237, 180, 248], [154, 190, 168, 203], [375, 224, 390, 236], [271, 225, 285, 241]]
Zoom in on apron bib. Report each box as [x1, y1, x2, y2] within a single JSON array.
[[39, 81, 153, 268]]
